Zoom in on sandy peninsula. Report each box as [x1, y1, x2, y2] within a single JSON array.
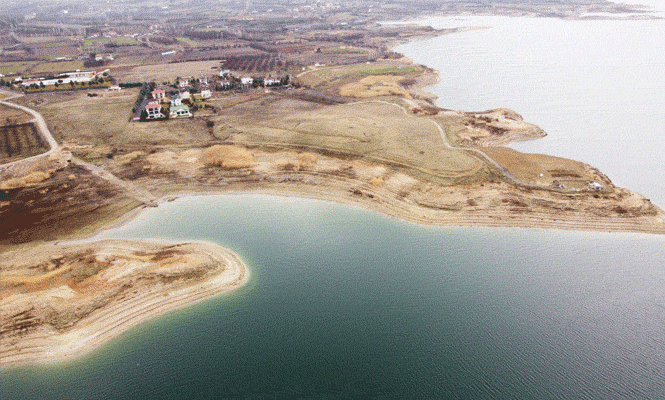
[[0, 239, 249, 368]]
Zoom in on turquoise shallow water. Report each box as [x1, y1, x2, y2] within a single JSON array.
[[4, 16, 665, 399], [3, 195, 665, 399]]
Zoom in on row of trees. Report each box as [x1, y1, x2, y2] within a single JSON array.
[[132, 82, 156, 113]]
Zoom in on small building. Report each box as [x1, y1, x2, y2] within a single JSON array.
[[179, 80, 190, 88], [590, 182, 603, 191], [152, 90, 166, 100], [200, 89, 212, 98], [179, 91, 191, 101], [162, 50, 176, 56], [264, 77, 280, 86], [218, 79, 232, 89], [170, 96, 182, 107], [199, 76, 208, 86], [108, 85, 122, 91], [219, 69, 231, 78], [170, 105, 192, 118], [145, 103, 164, 119], [241, 77, 254, 86]]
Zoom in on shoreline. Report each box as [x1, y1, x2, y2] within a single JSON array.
[[0, 239, 250, 368]]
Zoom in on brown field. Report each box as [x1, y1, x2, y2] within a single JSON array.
[[480, 147, 597, 189], [221, 54, 291, 73], [0, 122, 48, 162], [0, 104, 32, 124], [115, 60, 223, 83]]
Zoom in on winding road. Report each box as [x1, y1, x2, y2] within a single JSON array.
[[0, 88, 157, 206]]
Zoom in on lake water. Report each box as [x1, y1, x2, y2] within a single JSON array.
[[395, 16, 665, 206], [3, 16, 665, 400]]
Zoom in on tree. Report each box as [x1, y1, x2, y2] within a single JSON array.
[[140, 109, 148, 122]]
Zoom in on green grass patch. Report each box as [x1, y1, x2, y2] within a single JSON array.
[[30, 61, 85, 74], [354, 66, 423, 76], [0, 61, 38, 75], [320, 47, 368, 55], [177, 37, 200, 47], [23, 81, 112, 93]]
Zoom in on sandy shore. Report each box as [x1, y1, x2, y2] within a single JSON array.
[[0, 239, 249, 368]]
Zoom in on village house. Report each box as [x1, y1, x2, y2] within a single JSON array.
[[179, 91, 191, 102], [218, 79, 232, 89], [241, 77, 254, 86], [170, 104, 192, 118], [108, 85, 122, 91], [151, 89, 166, 101], [264, 77, 280, 86], [199, 76, 208, 86], [219, 69, 231, 78], [145, 102, 164, 119], [170, 95, 182, 107], [200, 89, 212, 98]]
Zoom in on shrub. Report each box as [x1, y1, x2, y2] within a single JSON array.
[[200, 145, 254, 169]]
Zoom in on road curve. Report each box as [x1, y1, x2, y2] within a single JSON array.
[[0, 88, 157, 206]]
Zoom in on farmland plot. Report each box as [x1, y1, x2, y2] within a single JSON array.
[[0, 122, 48, 162]]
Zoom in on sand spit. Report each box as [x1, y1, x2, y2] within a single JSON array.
[[0, 239, 249, 368]]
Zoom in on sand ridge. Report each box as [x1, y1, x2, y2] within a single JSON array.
[[0, 239, 249, 368]]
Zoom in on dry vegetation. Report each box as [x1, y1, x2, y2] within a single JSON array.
[[200, 145, 255, 169]]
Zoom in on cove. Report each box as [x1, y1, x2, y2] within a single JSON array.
[[3, 194, 665, 399]]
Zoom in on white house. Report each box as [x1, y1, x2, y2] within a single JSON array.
[[590, 182, 603, 191], [241, 77, 254, 86], [180, 91, 191, 101], [264, 77, 280, 86], [170, 104, 192, 118], [200, 89, 212, 98], [170, 96, 182, 107], [145, 103, 164, 119], [219, 69, 231, 78], [151, 89, 166, 100]]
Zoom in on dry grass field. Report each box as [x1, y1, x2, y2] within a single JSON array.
[[216, 96, 485, 183], [480, 147, 597, 189], [22, 89, 486, 184], [115, 60, 222, 83], [298, 60, 425, 98]]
